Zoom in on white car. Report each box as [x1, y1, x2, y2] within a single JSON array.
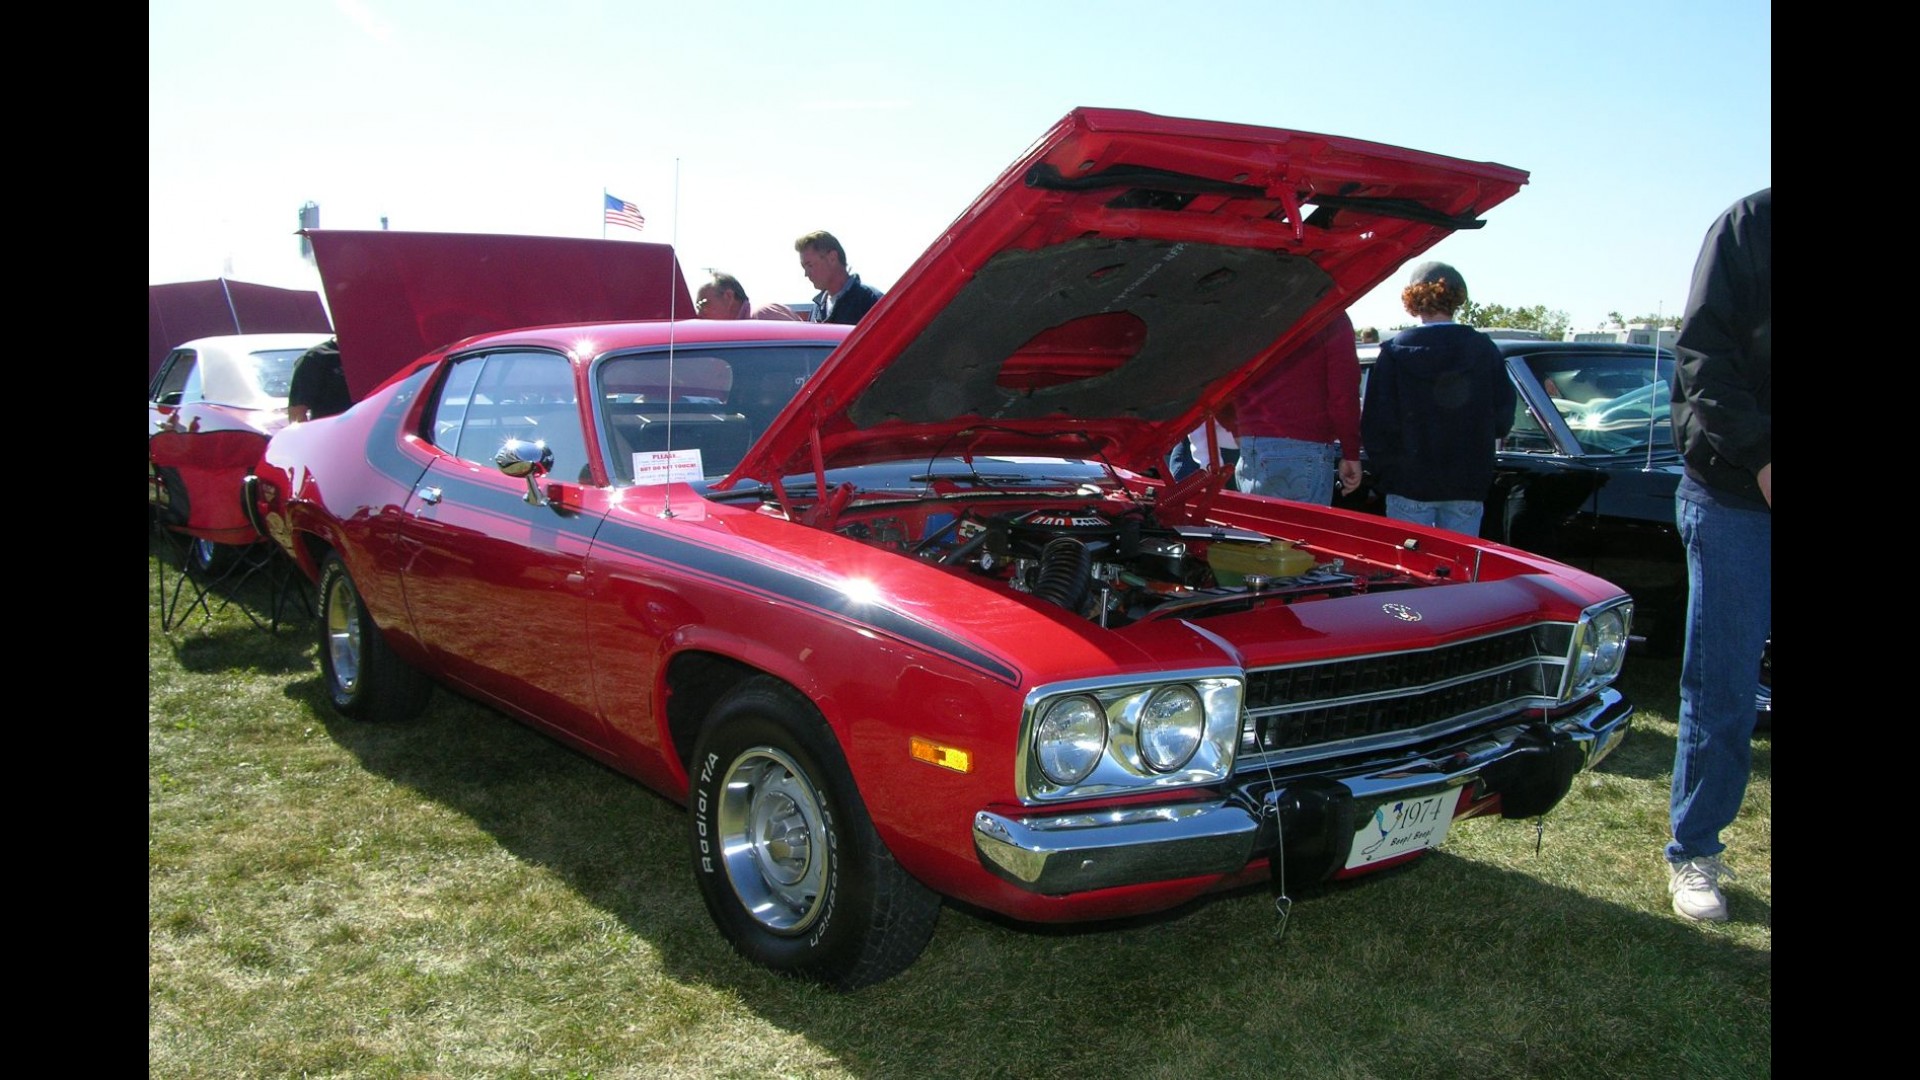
[[149, 333, 334, 557]]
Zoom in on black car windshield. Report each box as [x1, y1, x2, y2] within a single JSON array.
[[1526, 352, 1676, 455]]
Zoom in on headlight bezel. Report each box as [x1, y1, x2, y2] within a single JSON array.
[[1563, 598, 1633, 701], [1019, 669, 1243, 803]]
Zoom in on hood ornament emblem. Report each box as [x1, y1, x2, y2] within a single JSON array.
[[1382, 603, 1422, 623]]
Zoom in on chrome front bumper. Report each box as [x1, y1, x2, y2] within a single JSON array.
[[973, 689, 1631, 895]]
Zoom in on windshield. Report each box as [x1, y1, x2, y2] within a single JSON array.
[[595, 344, 833, 484], [243, 348, 308, 401], [1526, 352, 1676, 454]]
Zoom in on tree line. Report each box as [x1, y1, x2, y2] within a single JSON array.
[[1357, 305, 1679, 342]]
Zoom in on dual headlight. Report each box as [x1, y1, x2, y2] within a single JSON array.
[[1022, 672, 1243, 802], [1565, 600, 1633, 700]]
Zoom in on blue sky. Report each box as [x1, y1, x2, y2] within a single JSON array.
[[149, 1, 1771, 335]]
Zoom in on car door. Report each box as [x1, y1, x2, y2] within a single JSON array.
[[397, 349, 611, 748]]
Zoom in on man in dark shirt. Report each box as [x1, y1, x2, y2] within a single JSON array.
[[1663, 189, 1771, 923], [287, 337, 350, 422], [795, 231, 883, 325]]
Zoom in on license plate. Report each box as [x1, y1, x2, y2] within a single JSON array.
[[1345, 788, 1463, 870]]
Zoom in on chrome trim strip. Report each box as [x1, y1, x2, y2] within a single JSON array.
[[1236, 695, 1561, 772], [1243, 657, 1560, 718]]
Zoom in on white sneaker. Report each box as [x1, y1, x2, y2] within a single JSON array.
[[1667, 856, 1733, 922]]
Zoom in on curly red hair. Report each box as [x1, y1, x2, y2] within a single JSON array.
[[1402, 280, 1466, 318]]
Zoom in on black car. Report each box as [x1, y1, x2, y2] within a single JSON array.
[[1351, 337, 1771, 720], [1348, 339, 1686, 651]]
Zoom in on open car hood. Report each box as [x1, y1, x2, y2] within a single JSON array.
[[729, 108, 1526, 484], [306, 230, 692, 399]]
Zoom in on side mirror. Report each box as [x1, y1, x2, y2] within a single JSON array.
[[495, 439, 554, 505]]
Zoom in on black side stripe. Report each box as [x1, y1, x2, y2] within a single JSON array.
[[596, 515, 1020, 685]]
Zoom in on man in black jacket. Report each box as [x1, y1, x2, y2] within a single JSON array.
[[796, 231, 883, 325], [287, 337, 349, 422], [1663, 188, 1771, 923]]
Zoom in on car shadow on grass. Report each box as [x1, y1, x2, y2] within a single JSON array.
[[300, 674, 1769, 1079]]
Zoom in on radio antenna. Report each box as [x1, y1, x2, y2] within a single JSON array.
[[661, 157, 682, 519]]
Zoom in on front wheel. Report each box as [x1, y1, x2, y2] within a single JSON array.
[[317, 553, 432, 722], [690, 677, 940, 989]]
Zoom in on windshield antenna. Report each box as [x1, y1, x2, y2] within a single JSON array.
[[661, 158, 682, 519], [1643, 302, 1661, 474]]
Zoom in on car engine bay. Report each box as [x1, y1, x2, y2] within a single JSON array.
[[831, 498, 1377, 628]]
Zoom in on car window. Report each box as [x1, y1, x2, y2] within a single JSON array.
[[243, 348, 308, 400], [425, 350, 590, 482], [1504, 392, 1556, 453], [152, 349, 200, 406], [1525, 353, 1675, 454], [595, 344, 831, 484]]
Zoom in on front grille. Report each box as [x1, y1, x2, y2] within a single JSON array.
[[1241, 626, 1568, 759]]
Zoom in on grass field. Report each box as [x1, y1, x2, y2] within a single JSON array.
[[149, 540, 1771, 1079]]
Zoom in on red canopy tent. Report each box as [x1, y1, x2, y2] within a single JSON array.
[[148, 279, 333, 382]]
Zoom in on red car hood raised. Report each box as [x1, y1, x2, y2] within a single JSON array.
[[730, 107, 1526, 484], [307, 230, 692, 399]]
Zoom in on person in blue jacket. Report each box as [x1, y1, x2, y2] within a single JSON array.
[[1360, 262, 1514, 535], [795, 231, 884, 325]]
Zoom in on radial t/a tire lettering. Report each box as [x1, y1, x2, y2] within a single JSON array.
[[316, 552, 432, 723], [689, 676, 940, 989]]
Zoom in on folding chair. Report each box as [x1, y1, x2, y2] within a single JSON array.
[[149, 428, 310, 633]]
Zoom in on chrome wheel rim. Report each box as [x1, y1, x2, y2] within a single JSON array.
[[324, 573, 362, 695], [716, 746, 827, 934]]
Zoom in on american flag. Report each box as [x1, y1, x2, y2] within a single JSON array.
[[604, 193, 646, 233]]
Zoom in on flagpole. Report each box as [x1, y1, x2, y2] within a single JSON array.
[[660, 159, 680, 520], [601, 188, 608, 240]]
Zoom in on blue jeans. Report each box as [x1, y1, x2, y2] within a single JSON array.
[[1384, 494, 1484, 536], [1237, 436, 1336, 505], [1668, 479, 1771, 862]]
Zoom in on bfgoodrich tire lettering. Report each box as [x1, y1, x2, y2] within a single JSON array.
[[690, 676, 940, 989], [316, 553, 431, 723]]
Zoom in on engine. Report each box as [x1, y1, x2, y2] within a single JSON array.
[[839, 503, 1358, 627]]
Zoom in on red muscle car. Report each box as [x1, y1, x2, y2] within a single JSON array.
[[255, 108, 1633, 988]]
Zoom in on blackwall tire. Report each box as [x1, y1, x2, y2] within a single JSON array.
[[689, 676, 940, 989], [317, 553, 431, 723]]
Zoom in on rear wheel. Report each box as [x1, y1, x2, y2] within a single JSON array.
[[317, 553, 431, 722], [690, 677, 940, 989], [187, 538, 223, 574]]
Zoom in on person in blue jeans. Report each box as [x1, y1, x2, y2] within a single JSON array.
[[1231, 311, 1362, 505], [1664, 189, 1771, 922], [1360, 263, 1513, 534]]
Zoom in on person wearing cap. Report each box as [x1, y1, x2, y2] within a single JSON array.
[[796, 230, 884, 325], [1662, 188, 1771, 923], [1359, 261, 1514, 535], [695, 270, 800, 321]]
